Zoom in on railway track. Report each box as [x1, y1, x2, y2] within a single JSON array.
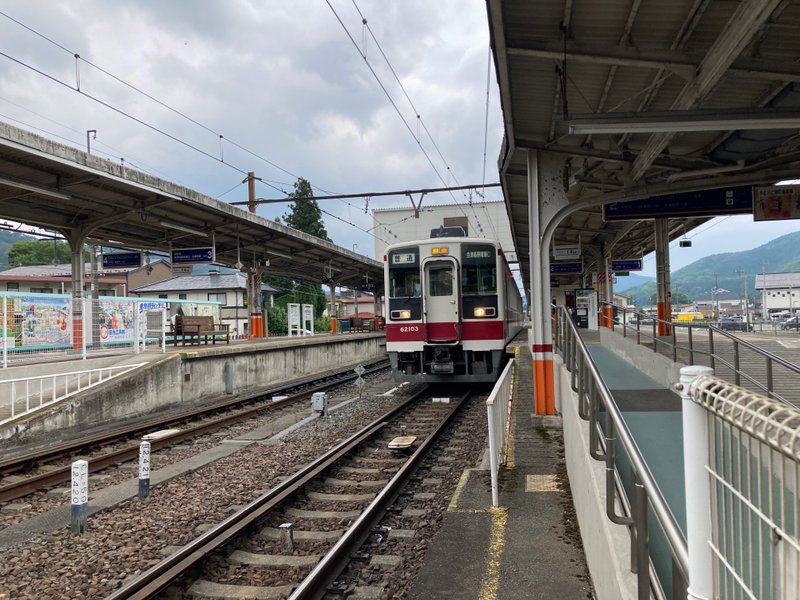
[[106, 386, 475, 600], [0, 359, 389, 504]]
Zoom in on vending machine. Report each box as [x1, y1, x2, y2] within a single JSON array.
[[575, 288, 598, 330]]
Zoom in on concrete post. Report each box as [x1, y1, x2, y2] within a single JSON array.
[[655, 219, 672, 336], [138, 440, 151, 499], [329, 281, 337, 334], [679, 365, 714, 600], [70, 459, 89, 534], [67, 233, 86, 352]]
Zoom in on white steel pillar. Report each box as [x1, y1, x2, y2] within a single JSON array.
[[679, 365, 714, 600]]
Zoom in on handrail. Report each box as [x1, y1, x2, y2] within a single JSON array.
[[555, 305, 689, 599], [600, 301, 800, 405]]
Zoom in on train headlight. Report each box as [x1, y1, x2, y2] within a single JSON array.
[[391, 309, 412, 320], [473, 307, 496, 318]]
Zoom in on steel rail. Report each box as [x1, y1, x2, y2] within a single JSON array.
[[289, 388, 471, 599], [0, 360, 389, 502], [105, 385, 433, 600]]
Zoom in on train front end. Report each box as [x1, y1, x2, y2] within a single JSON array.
[[384, 239, 509, 383]]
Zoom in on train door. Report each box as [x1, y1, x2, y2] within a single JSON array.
[[423, 258, 460, 342]]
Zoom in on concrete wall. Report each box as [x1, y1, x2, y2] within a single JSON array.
[[555, 354, 637, 600], [1, 334, 385, 446], [599, 327, 684, 389]]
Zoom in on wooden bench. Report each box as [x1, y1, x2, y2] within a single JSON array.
[[349, 317, 375, 333], [170, 315, 230, 346]]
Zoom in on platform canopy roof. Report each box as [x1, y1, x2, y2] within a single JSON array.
[[0, 122, 382, 290], [487, 0, 800, 293]]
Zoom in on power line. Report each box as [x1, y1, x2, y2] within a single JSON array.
[[349, 1, 491, 233], [324, 0, 477, 229], [0, 10, 307, 193]]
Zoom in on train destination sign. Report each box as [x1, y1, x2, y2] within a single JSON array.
[[102, 252, 142, 269], [603, 185, 753, 221], [550, 261, 583, 274], [611, 258, 643, 272], [171, 247, 215, 265]]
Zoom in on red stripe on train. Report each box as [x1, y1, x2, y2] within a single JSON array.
[[386, 321, 505, 343]]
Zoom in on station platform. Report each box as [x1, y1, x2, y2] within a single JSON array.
[[409, 329, 688, 600], [0, 331, 385, 448]]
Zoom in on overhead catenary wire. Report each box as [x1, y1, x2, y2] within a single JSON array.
[[349, 0, 490, 233], [324, 0, 481, 231], [0, 9, 489, 246]]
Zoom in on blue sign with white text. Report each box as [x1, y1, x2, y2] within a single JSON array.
[[550, 261, 583, 274], [102, 252, 142, 268], [171, 247, 215, 265], [603, 186, 753, 221], [611, 259, 643, 272]]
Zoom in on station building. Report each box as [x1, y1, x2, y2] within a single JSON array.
[[755, 272, 800, 319]]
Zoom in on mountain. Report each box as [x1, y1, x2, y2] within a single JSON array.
[[613, 273, 655, 293], [623, 230, 800, 306], [0, 230, 35, 270]]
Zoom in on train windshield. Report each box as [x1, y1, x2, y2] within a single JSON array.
[[388, 247, 421, 298], [461, 244, 496, 295]]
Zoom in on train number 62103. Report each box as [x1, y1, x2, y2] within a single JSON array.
[[399, 326, 420, 333]]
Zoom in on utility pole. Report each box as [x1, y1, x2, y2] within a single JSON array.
[[712, 273, 720, 320], [736, 269, 750, 324], [242, 172, 264, 339], [86, 130, 96, 154]]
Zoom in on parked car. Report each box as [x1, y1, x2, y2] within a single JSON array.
[[717, 318, 753, 332], [781, 316, 800, 330]]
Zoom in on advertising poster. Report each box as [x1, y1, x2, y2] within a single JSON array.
[[753, 186, 800, 221], [19, 295, 71, 347], [98, 299, 135, 342]]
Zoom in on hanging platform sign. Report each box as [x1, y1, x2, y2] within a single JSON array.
[[553, 244, 581, 260], [171, 247, 215, 265], [611, 258, 643, 272], [102, 252, 142, 269], [603, 186, 753, 221], [753, 185, 800, 221], [550, 261, 583, 274]]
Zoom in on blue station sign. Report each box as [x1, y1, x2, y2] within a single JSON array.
[[603, 185, 753, 221], [102, 252, 142, 268], [550, 261, 583, 274], [171, 247, 215, 265], [611, 258, 643, 272]]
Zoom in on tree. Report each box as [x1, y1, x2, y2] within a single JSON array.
[[265, 177, 330, 321], [281, 177, 330, 241], [7, 240, 77, 267]]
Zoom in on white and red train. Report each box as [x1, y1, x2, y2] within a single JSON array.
[[383, 236, 523, 383]]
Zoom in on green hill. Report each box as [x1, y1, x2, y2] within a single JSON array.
[[0, 230, 35, 270], [624, 230, 800, 306]]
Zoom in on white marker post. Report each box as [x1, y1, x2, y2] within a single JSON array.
[[138, 440, 151, 499], [70, 459, 89, 534]]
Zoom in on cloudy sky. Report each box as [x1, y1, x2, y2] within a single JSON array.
[[0, 1, 797, 277]]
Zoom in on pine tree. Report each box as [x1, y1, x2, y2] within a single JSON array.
[[282, 178, 330, 241]]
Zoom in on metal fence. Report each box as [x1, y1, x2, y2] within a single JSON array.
[[687, 374, 800, 599], [486, 357, 516, 507], [554, 305, 689, 600], [0, 363, 148, 425], [0, 292, 222, 367], [600, 302, 800, 407]]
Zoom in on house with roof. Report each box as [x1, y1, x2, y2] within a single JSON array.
[[755, 272, 800, 319], [131, 268, 277, 337], [0, 259, 172, 296]]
